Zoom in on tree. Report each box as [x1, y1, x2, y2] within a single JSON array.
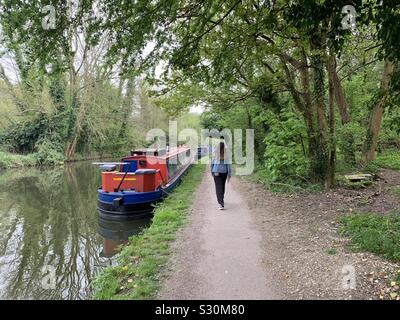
[[362, 60, 394, 163], [359, 0, 399, 164], [1, 0, 399, 184]]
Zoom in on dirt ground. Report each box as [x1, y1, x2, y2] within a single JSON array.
[[158, 168, 400, 300], [235, 168, 400, 300]]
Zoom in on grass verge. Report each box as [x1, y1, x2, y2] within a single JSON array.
[[247, 165, 321, 193], [336, 149, 400, 174], [371, 149, 400, 170], [0, 150, 111, 169], [91, 164, 205, 300], [339, 212, 400, 261], [391, 186, 400, 195], [0, 151, 37, 169]]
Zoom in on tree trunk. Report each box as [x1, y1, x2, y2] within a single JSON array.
[[361, 60, 394, 164], [327, 54, 356, 165], [310, 35, 332, 189], [65, 14, 80, 160], [280, 43, 333, 188], [65, 56, 79, 159], [118, 78, 134, 139], [327, 61, 336, 187]]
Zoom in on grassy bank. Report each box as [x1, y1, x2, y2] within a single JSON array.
[[372, 149, 400, 170], [339, 212, 400, 261], [0, 150, 115, 169], [92, 164, 205, 300], [339, 212, 400, 299], [0, 151, 37, 169], [247, 163, 321, 193]]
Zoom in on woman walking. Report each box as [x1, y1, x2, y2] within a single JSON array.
[[211, 142, 232, 210]]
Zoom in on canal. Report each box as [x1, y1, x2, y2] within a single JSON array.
[[0, 161, 150, 299]]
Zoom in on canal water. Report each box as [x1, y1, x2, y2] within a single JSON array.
[[0, 161, 150, 300]]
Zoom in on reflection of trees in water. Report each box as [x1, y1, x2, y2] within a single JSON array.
[[98, 216, 151, 258], [0, 162, 110, 299]]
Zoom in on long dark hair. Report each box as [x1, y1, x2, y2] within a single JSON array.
[[213, 141, 226, 160], [219, 142, 225, 159]]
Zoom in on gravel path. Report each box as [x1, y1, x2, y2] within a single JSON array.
[[157, 169, 281, 299]]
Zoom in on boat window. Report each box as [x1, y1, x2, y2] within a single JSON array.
[[121, 160, 137, 172], [139, 160, 146, 167], [167, 156, 178, 179], [166, 152, 190, 179]]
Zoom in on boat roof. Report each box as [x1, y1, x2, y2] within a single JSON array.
[[128, 146, 190, 159], [130, 148, 166, 156]]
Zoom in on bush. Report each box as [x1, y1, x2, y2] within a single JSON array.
[[33, 138, 65, 166], [336, 122, 363, 162], [263, 109, 309, 183], [380, 103, 400, 149], [372, 149, 400, 170]]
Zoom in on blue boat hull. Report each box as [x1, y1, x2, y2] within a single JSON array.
[[97, 164, 190, 220]]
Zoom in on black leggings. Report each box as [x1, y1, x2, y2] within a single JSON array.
[[212, 172, 228, 206]]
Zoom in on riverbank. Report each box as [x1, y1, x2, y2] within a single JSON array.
[[0, 150, 115, 169], [92, 164, 205, 299], [0, 151, 37, 169]]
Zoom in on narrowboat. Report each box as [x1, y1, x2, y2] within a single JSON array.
[[197, 145, 209, 159], [95, 146, 193, 220]]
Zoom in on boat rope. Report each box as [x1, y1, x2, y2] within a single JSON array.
[[116, 162, 131, 192], [160, 188, 170, 198]]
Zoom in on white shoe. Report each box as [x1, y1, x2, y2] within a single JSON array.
[[218, 205, 225, 210]]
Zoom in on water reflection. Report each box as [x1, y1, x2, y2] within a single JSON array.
[[98, 217, 151, 258], [0, 162, 150, 300]]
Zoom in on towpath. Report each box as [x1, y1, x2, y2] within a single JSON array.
[[157, 168, 281, 299]]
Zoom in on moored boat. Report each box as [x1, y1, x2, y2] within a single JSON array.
[[95, 146, 193, 220], [197, 145, 209, 159]]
